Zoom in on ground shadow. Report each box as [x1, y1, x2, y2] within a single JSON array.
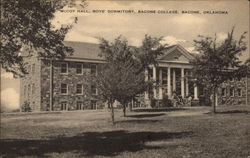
[[127, 113, 165, 118], [132, 108, 187, 113], [116, 119, 161, 124], [206, 110, 250, 115], [0, 130, 193, 157]]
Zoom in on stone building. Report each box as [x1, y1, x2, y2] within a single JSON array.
[[20, 41, 250, 111], [20, 41, 105, 111]]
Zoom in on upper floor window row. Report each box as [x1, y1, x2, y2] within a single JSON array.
[[61, 62, 97, 75], [78, 63, 97, 75], [60, 83, 97, 95]]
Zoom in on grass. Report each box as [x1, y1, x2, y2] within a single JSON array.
[[0, 105, 250, 158]]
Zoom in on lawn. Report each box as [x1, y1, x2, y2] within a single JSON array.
[[0, 105, 250, 158]]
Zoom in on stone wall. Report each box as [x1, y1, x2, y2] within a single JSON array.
[[20, 56, 41, 111], [218, 78, 249, 105], [247, 77, 250, 105], [40, 60, 104, 111]]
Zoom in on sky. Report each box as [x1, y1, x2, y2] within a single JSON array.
[[1, 0, 249, 110]]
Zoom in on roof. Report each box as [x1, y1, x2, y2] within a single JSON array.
[[157, 44, 195, 63], [63, 41, 195, 63], [63, 41, 104, 60], [157, 45, 177, 59]]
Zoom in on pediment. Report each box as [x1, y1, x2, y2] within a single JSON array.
[[158, 45, 194, 63]]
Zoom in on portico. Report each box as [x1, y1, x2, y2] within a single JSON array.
[[144, 44, 199, 106]]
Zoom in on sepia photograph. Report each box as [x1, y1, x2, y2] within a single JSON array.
[[1, 0, 250, 157]]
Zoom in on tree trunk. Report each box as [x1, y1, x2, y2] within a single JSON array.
[[129, 99, 133, 111], [0, 64, 1, 113], [123, 104, 126, 117], [213, 87, 217, 113], [129, 103, 132, 111], [110, 102, 115, 125]]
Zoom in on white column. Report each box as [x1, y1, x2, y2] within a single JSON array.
[[185, 71, 189, 96], [181, 68, 185, 98], [172, 69, 176, 92], [153, 66, 157, 99], [194, 83, 198, 100], [144, 69, 149, 100], [159, 68, 163, 99], [167, 67, 171, 97]]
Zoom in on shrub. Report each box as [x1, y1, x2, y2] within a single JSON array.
[[22, 101, 31, 112], [151, 96, 173, 108], [150, 99, 157, 108], [162, 95, 173, 107], [199, 95, 211, 106]]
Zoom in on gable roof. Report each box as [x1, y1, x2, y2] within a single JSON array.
[[63, 41, 104, 61], [157, 44, 195, 63]]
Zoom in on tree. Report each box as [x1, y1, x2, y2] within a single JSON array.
[[1, 0, 85, 76], [96, 35, 166, 124], [21, 101, 31, 112], [191, 28, 247, 113], [236, 58, 250, 78]]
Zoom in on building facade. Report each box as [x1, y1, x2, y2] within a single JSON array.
[[20, 42, 105, 111], [20, 41, 250, 111]]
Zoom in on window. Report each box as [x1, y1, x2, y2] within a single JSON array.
[[237, 88, 242, 97], [222, 88, 226, 97], [83, 63, 89, 69], [61, 83, 68, 94], [24, 86, 27, 97], [61, 102, 68, 110], [32, 84, 35, 94], [28, 85, 30, 97], [27, 65, 31, 74], [32, 101, 35, 110], [32, 64, 35, 74], [76, 64, 82, 74], [76, 84, 83, 94], [76, 101, 83, 110], [90, 64, 97, 76], [91, 85, 97, 95], [235, 77, 241, 81], [60, 63, 68, 74], [230, 88, 234, 97], [91, 100, 97, 110]]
